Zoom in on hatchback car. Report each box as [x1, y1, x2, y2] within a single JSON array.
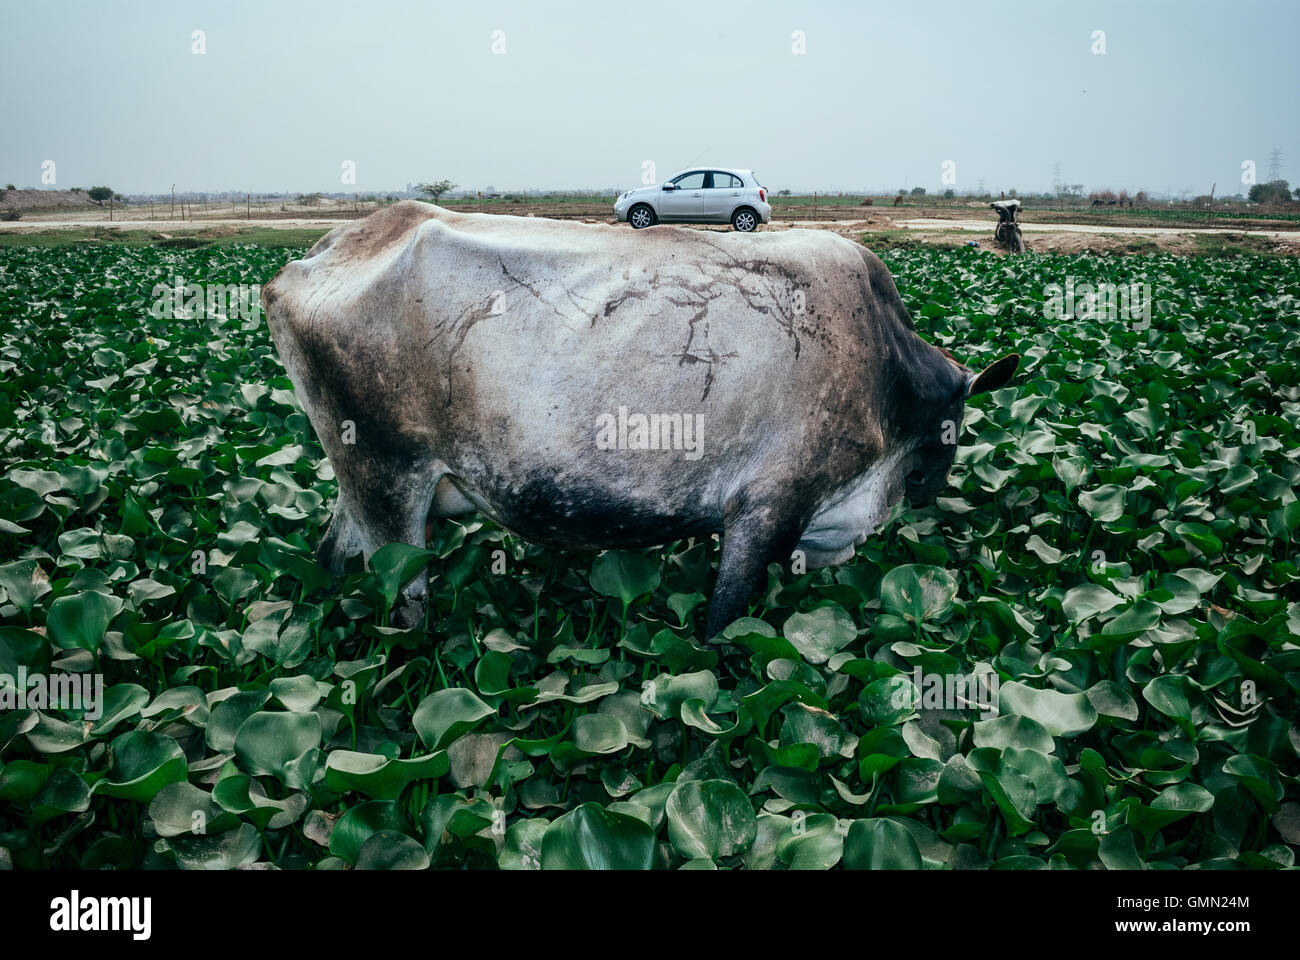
[[614, 168, 771, 232]]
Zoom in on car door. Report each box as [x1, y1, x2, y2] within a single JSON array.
[[658, 171, 706, 221], [701, 172, 742, 221]]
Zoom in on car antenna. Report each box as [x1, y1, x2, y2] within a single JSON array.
[[682, 146, 711, 169]]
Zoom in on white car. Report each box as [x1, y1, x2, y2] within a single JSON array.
[[614, 168, 772, 232]]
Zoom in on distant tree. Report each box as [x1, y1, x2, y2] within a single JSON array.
[[1249, 180, 1291, 204], [1134, 190, 1149, 205], [87, 186, 115, 206], [1294, 186, 1300, 201], [910, 186, 926, 196], [417, 180, 457, 204], [4, 184, 14, 191], [943, 188, 955, 199], [778, 189, 792, 196], [297, 192, 325, 206]]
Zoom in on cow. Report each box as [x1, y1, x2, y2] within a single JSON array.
[[262, 201, 1018, 639]]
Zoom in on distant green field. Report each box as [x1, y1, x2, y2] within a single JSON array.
[[1050, 205, 1300, 226], [765, 195, 1300, 228], [0, 227, 332, 250]]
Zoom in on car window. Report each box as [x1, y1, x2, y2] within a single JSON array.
[[710, 172, 739, 188], [671, 172, 706, 189]]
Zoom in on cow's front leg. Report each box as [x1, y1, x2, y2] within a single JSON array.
[[705, 501, 803, 642], [321, 462, 442, 630]]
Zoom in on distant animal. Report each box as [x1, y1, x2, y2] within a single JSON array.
[[263, 201, 1018, 638]]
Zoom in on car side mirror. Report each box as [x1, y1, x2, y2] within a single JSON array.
[[662, 183, 676, 191]]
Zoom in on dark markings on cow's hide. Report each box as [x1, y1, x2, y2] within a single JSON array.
[[427, 294, 501, 406], [291, 318, 425, 471], [602, 287, 649, 321], [498, 258, 596, 327], [489, 473, 720, 550], [675, 346, 740, 403], [323, 201, 433, 263]]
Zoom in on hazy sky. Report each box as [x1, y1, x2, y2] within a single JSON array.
[[2, 0, 1296, 196]]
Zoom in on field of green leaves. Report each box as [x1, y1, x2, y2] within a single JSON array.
[[0, 241, 1297, 870]]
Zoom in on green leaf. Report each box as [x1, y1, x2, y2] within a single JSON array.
[[1079, 484, 1126, 522], [412, 688, 496, 750], [570, 714, 632, 755], [46, 591, 124, 652], [1060, 583, 1123, 622], [781, 604, 857, 664], [233, 710, 322, 781], [859, 676, 918, 727], [206, 689, 272, 753], [0, 560, 51, 615], [589, 550, 661, 609], [324, 750, 449, 800], [879, 564, 957, 626], [998, 681, 1098, 737], [665, 779, 757, 861], [843, 818, 923, 869], [96, 731, 188, 802], [329, 800, 407, 865], [540, 803, 657, 870], [355, 830, 431, 870], [368, 542, 436, 609]]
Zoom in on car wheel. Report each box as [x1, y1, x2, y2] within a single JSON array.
[[629, 204, 655, 229], [731, 208, 758, 232]]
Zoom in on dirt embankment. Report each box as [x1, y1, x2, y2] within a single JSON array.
[[0, 189, 102, 214]]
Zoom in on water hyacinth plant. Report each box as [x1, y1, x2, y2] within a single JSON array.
[[0, 242, 1296, 870]]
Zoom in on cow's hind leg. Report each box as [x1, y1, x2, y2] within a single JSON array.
[[322, 459, 442, 628]]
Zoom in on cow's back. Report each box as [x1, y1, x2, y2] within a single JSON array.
[[264, 203, 941, 538], [265, 200, 889, 431]]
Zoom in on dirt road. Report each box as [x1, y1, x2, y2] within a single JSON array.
[[8, 214, 1297, 237], [3, 213, 1297, 255]]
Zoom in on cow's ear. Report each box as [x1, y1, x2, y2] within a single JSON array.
[[966, 353, 1020, 397]]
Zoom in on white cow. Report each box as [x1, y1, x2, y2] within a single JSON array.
[[263, 201, 1016, 637]]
